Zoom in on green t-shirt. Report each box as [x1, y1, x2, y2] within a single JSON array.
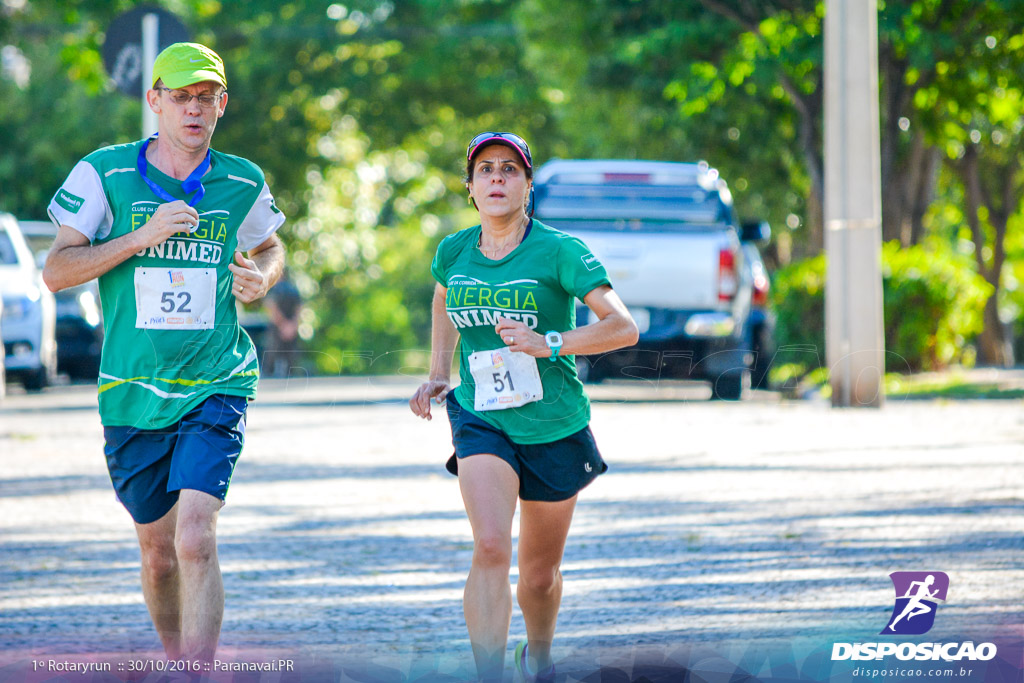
[[48, 139, 285, 429], [431, 219, 611, 444]]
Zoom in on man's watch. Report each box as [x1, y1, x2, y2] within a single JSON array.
[[544, 331, 563, 361]]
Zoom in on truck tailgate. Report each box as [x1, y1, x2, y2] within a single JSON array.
[[562, 228, 730, 310]]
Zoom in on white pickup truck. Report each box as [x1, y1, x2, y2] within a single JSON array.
[[533, 159, 769, 400]]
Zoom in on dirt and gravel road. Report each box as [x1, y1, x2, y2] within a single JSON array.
[[0, 378, 1021, 681]]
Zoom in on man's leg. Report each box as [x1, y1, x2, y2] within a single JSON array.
[[166, 394, 246, 660], [174, 489, 224, 661], [135, 505, 182, 658], [516, 496, 577, 675], [458, 454, 520, 682]]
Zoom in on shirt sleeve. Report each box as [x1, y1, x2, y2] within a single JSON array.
[[556, 234, 612, 301], [236, 181, 286, 251], [430, 237, 449, 286], [46, 160, 112, 242]]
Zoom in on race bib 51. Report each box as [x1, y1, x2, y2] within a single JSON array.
[[468, 347, 543, 411]]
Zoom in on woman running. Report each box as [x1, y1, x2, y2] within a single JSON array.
[[410, 132, 638, 682]]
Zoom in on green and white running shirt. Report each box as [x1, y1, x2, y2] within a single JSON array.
[[48, 139, 285, 429], [431, 219, 611, 444]]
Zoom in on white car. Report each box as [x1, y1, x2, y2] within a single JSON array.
[[0, 213, 57, 390], [19, 220, 103, 381]]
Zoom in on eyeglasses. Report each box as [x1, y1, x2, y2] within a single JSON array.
[[466, 132, 532, 168], [157, 87, 226, 108]]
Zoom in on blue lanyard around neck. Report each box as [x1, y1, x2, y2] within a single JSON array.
[[136, 135, 211, 207]]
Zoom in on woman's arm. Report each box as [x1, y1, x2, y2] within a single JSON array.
[[410, 284, 460, 419], [494, 285, 638, 358]]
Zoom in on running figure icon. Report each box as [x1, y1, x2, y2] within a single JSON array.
[[887, 574, 940, 631]]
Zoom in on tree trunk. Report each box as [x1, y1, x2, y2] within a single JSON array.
[[879, 51, 907, 244], [783, 70, 824, 254], [976, 297, 1012, 368], [877, 44, 942, 247], [956, 144, 1012, 367], [909, 147, 940, 245], [880, 130, 940, 247]]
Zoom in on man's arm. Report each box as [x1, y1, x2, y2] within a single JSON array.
[[229, 233, 285, 304], [43, 200, 200, 292]]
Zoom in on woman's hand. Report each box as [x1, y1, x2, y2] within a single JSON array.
[[410, 379, 452, 420], [495, 317, 549, 358]]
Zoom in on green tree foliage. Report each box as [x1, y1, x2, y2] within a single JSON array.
[[286, 116, 469, 373], [517, 0, 1024, 360], [1, 0, 551, 374], [516, 0, 805, 259], [197, 1, 561, 372], [919, 14, 1024, 364], [0, 1, 138, 219], [203, 1, 552, 220], [2, 0, 1023, 373]]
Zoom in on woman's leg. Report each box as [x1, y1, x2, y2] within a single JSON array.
[[458, 454, 521, 681], [516, 495, 578, 674]]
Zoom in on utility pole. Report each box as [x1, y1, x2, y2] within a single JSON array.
[[102, 6, 188, 137], [824, 0, 886, 407], [141, 13, 159, 138]]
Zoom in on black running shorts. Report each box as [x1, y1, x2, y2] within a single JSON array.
[[445, 391, 607, 501]]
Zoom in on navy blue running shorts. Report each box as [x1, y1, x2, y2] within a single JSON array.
[[102, 394, 248, 525], [445, 391, 607, 502]]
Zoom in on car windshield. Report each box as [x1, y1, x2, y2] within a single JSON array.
[[535, 184, 731, 223], [0, 231, 19, 265], [542, 218, 731, 234]]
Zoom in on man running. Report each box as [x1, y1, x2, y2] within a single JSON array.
[[43, 42, 285, 660]]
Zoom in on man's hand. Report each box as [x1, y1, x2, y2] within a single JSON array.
[[229, 251, 269, 303], [137, 200, 199, 250]]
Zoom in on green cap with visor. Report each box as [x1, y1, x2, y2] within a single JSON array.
[[151, 42, 226, 89]]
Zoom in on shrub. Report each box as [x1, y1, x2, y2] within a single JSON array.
[[769, 253, 827, 380], [770, 242, 992, 377]]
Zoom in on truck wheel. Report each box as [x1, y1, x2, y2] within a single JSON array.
[[711, 370, 748, 401], [751, 326, 774, 390], [21, 367, 48, 392]]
